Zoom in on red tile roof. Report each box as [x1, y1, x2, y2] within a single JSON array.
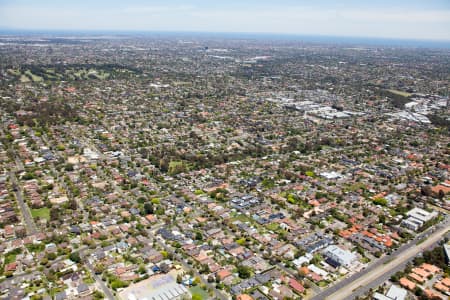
[[289, 278, 305, 293]]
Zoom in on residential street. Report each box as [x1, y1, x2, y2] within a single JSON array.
[[9, 171, 38, 235], [80, 248, 116, 300]]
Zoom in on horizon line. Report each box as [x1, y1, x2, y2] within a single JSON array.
[[1, 28, 450, 48]]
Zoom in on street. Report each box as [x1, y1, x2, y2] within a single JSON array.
[[79, 248, 116, 300], [9, 171, 38, 235]]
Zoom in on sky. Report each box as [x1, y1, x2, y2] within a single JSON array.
[[0, 0, 449, 41]]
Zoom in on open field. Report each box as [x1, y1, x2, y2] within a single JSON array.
[[31, 207, 50, 220]]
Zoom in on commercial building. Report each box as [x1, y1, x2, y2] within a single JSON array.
[[323, 245, 357, 268], [401, 208, 438, 231], [119, 272, 189, 300]]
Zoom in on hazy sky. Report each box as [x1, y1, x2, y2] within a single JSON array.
[[1, 0, 449, 40]]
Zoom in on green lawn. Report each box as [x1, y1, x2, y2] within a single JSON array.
[[344, 182, 366, 192], [5, 253, 17, 264], [232, 213, 252, 223], [189, 286, 209, 300], [25, 70, 43, 82], [266, 222, 280, 231], [168, 160, 186, 175], [83, 276, 95, 284], [31, 208, 50, 220], [26, 243, 45, 253], [305, 171, 316, 177]]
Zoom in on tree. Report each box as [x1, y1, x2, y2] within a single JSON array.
[[69, 251, 81, 263], [4, 271, 13, 278], [93, 290, 104, 300], [160, 263, 170, 273], [50, 207, 60, 221], [237, 265, 252, 279], [65, 164, 74, 171], [200, 264, 210, 274], [192, 277, 201, 286], [421, 186, 432, 197], [68, 199, 77, 210], [373, 198, 388, 206], [94, 263, 105, 274], [414, 286, 423, 297], [47, 252, 56, 260], [151, 198, 161, 204], [195, 232, 203, 241], [111, 280, 128, 290], [138, 265, 147, 274], [144, 202, 154, 214], [311, 254, 322, 265], [40, 257, 48, 266]]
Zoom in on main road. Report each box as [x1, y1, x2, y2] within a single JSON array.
[[311, 216, 450, 300]]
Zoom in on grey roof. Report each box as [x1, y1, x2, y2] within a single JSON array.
[[55, 291, 67, 300], [77, 283, 89, 293]]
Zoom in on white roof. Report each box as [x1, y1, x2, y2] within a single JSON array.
[[308, 264, 328, 277], [324, 245, 357, 266], [293, 254, 313, 267], [320, 171, 343, 179], [386, 285, 407, 300], [407, 207, 437, 222], [444, 244, 450, 256], [127, 294, 137, 300], [373, 293, 392, 300]]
